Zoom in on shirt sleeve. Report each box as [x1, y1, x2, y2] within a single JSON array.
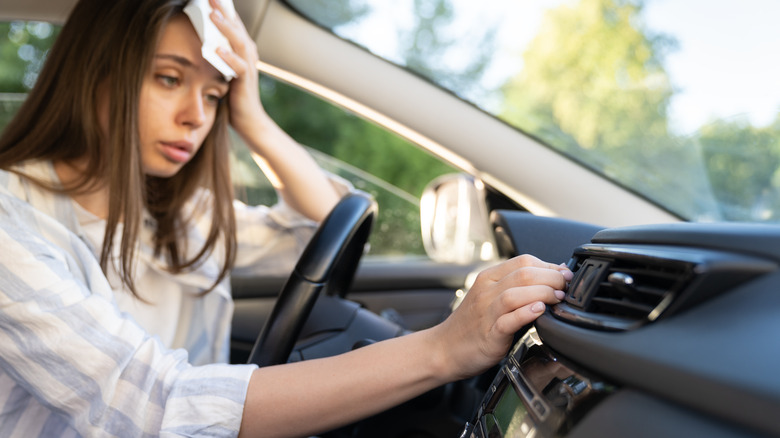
[[0, 193, 257, 437], [231, 172, 354, 277]]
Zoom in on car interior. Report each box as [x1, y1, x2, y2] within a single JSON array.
[[2, 0, 780, 437]]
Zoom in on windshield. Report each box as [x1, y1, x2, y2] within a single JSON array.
[[286, 0, 780, 223]]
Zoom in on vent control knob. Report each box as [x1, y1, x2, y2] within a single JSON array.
[[608, 272, 636, 296]]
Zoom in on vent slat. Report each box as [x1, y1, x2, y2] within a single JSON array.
[[610, 266, 685, 281], [598, 281, 668, 298], [554, 245, 775, 332], [591, 297, 656, 316], [633, 286, 669, 297], [566, 254, 694, 327]]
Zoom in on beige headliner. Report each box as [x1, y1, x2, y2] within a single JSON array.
[[0, 0, 678, 227]]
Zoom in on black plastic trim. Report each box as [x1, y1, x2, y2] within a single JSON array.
[[568, 389, 766, 438], [593, 222, 780, 263], [536, 270, 780, 437]]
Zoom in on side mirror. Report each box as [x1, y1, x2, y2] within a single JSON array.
[[420, 173, 498, 264]]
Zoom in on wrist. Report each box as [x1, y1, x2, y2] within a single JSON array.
[[236, 109, 284, 155], [420, 324, 459, 383]]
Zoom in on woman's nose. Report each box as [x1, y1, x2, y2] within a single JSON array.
[[177, 91, 206, 128]]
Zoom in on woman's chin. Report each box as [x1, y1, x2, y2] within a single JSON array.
[[142, 162, 184, 179]]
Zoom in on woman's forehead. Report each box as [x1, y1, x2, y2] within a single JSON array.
[[155, 14, 224, 81]]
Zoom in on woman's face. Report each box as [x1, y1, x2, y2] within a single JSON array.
[[138, 13, 229, 178]]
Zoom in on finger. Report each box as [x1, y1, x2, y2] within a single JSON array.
[[216, 46, 251, 79], [557, 262, 574, 281], [209, 2, 254, 59], [480, 254, 567, 283], [493, 301, 547, 336], [496, 265, 569, 295], [209, 0, 237, 22], [209, 12, 246, 53], [491, 284, 564, 317]]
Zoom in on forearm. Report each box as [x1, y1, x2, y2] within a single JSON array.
[[242, 111, 340, 222], [238, 327, 450, 438], [210, 3, 339, 221], [236, 256, 573, 437]]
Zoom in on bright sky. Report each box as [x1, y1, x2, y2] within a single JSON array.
[[644, 0, 780, 134], [338, 0, 780, 136]]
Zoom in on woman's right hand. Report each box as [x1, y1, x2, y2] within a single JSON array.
[[431, 254, 572, 380], [238, 254, 572, 437]]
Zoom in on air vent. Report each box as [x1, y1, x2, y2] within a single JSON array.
[[552, 244, 776, 331]]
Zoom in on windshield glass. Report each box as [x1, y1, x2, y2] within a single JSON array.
[[286, 0, 780, 223]]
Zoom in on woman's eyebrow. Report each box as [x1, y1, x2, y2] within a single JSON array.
[[154, 53, 230, 84], [155, 53, 193, 67]]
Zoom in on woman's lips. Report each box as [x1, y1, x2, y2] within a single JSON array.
[[160, 141, 194, 164]]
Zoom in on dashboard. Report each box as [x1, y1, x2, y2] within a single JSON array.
[[465, 211, 780, 437]]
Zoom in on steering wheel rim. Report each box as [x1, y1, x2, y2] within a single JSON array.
[[247, 191, 377, 367]]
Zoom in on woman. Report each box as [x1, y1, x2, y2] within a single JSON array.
[[0, 0, 572, 436]]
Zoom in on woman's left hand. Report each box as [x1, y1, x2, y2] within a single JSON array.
[[208, 0, 268, 140], [206, 0, 341, 221]]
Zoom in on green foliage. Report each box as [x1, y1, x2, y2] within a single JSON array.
[[0, 17, 458, 257], [0, 21, 59, 92], [0, 21, 60, 133], [259, 77, 456, 199], [402, 0, 495, 98], [503, 0, 674, 151], [497, 0, 731, 221], [243, 76, 457, 255], [5, 4, 777, 227], [285, 0, 370, 29], [699, 117, 780, 221], [497, 0, 780, 222], [399, 0, 497, 104], [265, 0, 492, 255]]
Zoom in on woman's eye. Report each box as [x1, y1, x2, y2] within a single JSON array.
[[206, 93, 224, 106], [156, 75, 179, 87]]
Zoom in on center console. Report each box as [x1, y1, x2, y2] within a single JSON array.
[[460, 327, 614, 437]]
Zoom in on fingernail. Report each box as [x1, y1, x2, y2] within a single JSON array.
[[562, 270, 574, 281], [554, 290, 566, 300], [531, 302, 546, 313], [212, 8, 224, 21]]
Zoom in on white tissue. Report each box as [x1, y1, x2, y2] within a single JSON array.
[[183, 0, 237, 80]]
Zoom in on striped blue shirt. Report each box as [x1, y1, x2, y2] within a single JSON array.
[[0, 161, 341, 436]]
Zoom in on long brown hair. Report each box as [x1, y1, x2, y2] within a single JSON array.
[[0, 0, 237, 297]]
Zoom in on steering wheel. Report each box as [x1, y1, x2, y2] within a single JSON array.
[[247, 191, 377, 367]]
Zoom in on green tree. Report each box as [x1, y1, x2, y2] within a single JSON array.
[[497, 0, 780, 223], [286, 0, 370, 30], [399, 0, 496, 102], [258, 77, 455, 199], [497, 0, 726, 220], [257, 77, 456, 256], [255, 0, 500, 255], [502, 0, 674, 152], [699, 116, 780, 221]]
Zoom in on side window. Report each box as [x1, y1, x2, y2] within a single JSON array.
[[232, 76, 458, 258], [0, 21, 459, 259]]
